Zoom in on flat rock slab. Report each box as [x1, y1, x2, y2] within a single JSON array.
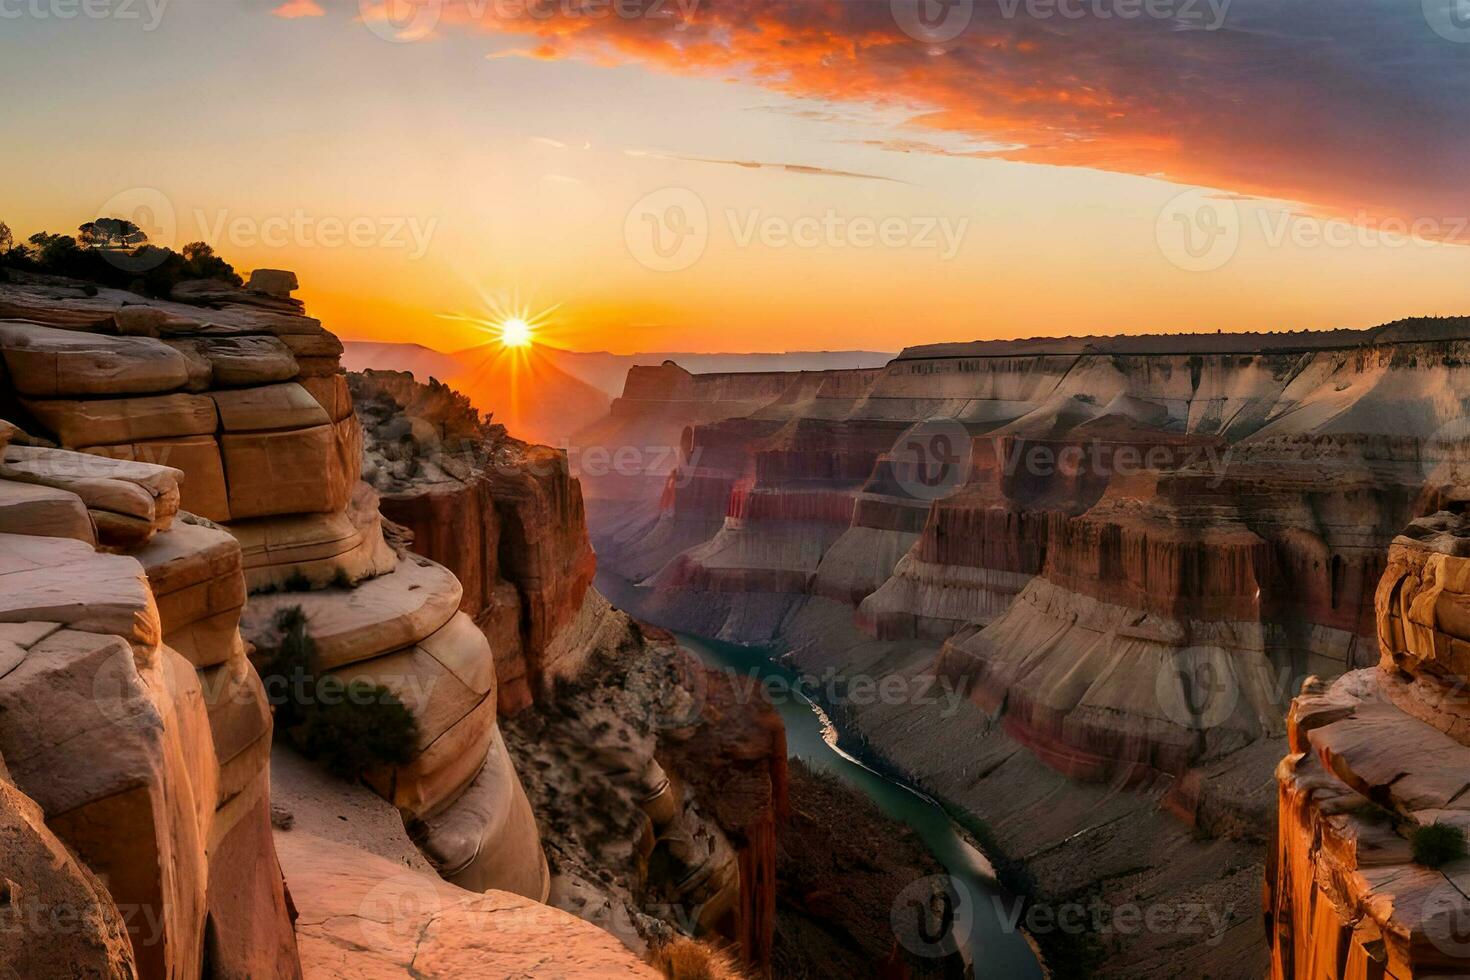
[[82, 437, 231, 523], [22, 392, 218, 446], [211, 383, 329, 432], [0, 322, 189, 396], [0, 479, 95, 544], [0, 533, 160, 650], [1310, 699, 1470, 812], [5, 444, 182, 500], [219, 418, 359, 520], [134, 521, 246, 638], [192, 336, 298, 387], [275, 831, 655, 979], [240, 554, 462, 671]]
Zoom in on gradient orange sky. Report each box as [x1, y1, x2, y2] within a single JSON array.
[[3, 1, 1467, 353]]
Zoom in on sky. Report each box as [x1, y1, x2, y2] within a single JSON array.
[[1, 0, 1468, 353]]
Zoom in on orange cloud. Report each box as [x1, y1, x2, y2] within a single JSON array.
[[388, 0, 1469, 243], [272, 0, 324, 19]]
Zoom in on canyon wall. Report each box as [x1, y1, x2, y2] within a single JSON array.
[[1267, 510, 1470, 979], [348, 366, 788, 975], [0, 271, 663, 978], [583, 318, 1470, 973]]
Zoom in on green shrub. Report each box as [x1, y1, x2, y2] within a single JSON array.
[[260, 605, 420, 779], [1412, 822, 1467, 868], [293, 679, 419, 778]]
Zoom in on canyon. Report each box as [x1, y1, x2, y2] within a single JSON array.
[[576, 321, 1470, 976], [6, 261, 1470, 977], [0, 268, 962, 980]]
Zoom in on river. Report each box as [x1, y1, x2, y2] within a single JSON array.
[[669, 630, 1044, 978]]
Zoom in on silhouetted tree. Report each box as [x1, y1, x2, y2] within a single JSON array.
[[179, 241, 241, 284], [77, 217, 147, 250], [0, 222, 12, 254]]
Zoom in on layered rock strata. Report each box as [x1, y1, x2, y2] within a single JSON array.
[[353, 369, 599, 714], [351, 367, 788, 974], [1267, 510, 1470, 978], [0, 271, 578, 976], [0, 440, 300, 978], [582, 319, 1470, 974]]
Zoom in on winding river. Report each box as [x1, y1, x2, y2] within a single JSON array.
[[673, 631, 1042, 979]]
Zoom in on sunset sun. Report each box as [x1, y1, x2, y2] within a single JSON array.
[[499, 317, 533, 348]]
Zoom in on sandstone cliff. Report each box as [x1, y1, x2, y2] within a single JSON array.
[[1267, 509, 1470, 978], [0, 270, 661, 978], [348, 366, 788, 975]]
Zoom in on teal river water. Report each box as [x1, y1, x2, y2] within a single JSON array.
[[669, 629, 1044, 978]]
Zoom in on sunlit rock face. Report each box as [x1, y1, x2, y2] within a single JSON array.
[[1267, 510, 1470, 978], [0, 271, 558, 976], [588, 320, 1470, 781], [0, 450, 300, 978], [351, 367, 789, 974]]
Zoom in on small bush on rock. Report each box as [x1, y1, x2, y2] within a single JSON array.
[[261, 605, 420, 779], [1412, 822, 1467, 868]]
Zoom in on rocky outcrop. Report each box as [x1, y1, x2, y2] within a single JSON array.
[[0, 271, 577, 977], [0, 767, 139, 978], [352, 367, 787, 975], [353, 368, 599, 714], [0, 445, 300, 978], [278, 830, 659, 978], [1266, 510, 1470, 978]]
